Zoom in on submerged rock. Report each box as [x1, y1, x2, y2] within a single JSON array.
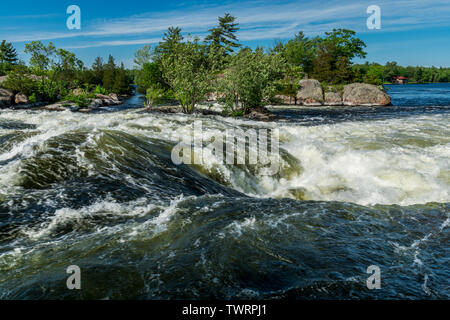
[[0, 88, 14, 108], [297, 79, 324, 106], [343, 83, 391, 106]]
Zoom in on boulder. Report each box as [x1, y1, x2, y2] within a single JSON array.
[[88, 99, 104, 109], [109, 93, 120, 101], [15, 93, 29, 105], [324, 87, 342, 106], [343, 83, 391, 106], [296, 79, 324, 106], [0, 88, 14, 108], [95, 94, 111, 100]]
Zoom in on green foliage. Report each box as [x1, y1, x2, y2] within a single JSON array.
[[145, 86, 174, 107], [29, 93, 37, 104], [2, 65, 39, 96], [153, 27, 184, 61], [24, 41, 56, 75], [94, 85, 108, 95], [278, 32, 316, 74], [218, 48, 286, 112], [205, 13, 241, 70], [0, 40, 19, 75], [134, 61, 169, 94], [160, 38, 213, 113], [102, 55, 116, 90], [64, 90, 93, 107], [353, 61, 450, 84], [113, 63, 132, 94]]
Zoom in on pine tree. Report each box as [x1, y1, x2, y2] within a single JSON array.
[[205, 13, 241, 54], [91, 56, 104, 85], [154, 27, 184, 60], [113, 63, 130, 94], [102, 55, 116, 90], [0, 40, 18, 75]]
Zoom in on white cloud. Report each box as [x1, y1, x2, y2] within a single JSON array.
[[2, 0, 450, 47]]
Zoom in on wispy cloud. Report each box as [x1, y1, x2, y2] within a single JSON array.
[[2, 0, 450, 48]]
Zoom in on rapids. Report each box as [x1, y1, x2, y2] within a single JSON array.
[[0, 84, 448, 299]]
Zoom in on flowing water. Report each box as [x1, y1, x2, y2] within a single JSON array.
[[0, 84, 448, 299]]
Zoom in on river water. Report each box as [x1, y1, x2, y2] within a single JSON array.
[[0, 84, 448, 299]]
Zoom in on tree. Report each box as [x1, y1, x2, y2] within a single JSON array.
[[0, 40, 18, 75], [322, 29, 367, 62], [153, 27, 184, 61], [91, 57, 104, 85], [24, 41, 56, 75], [103, 55, 116, 90], [205, 13, 240, 52], [133, 45, 152, 69], [160, 38, 213, 113], [279, 32, 316, 74], [113, 63, 131, 94], [218, 48, 286, 112]]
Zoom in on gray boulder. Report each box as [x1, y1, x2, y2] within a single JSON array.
[[0, 88, 14, 108], [343, 83, 391, 106], [324, 87, 342, 106], [296, 79, 324, 106]]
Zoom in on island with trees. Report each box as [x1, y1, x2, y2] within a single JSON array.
[[1, 14, 450, 115]]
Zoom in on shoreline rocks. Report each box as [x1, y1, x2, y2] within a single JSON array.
[[0, 88, 14, 108], [342, 83, 391, 106], [296, 79, 324, 106]]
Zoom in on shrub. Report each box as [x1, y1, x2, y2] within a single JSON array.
[[217, 48, 286, 113]]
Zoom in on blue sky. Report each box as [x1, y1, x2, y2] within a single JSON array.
[[1, 0, 449, 68]]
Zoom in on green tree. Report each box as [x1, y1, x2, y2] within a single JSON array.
[[160, 38, 213, 113], [205, 13, 240, 70], [218, 48, 286, 112], [103, 55, 116, 90], [133, 45, 152, 69], [113, 63, 131, 94], [91, 57, 104, 85], [0, 40, 18, 75], [24, 41, 56, 75], [153, 27, 184, 61], [279, 32, 316, 74]]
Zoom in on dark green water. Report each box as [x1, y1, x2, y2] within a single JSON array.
[[0, 84, 448, 299]]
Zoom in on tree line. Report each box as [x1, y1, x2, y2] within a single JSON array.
[[353, 61, 450, 85], [0, 40, 132, 104]]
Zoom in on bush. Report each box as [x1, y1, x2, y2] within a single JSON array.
[[94, 85, 108, 95], [2, 65, 39, 96], [217, 48, 286, 113], [161, 40, 213, 113]]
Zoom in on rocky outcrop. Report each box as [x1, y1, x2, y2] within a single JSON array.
[[343, 83, 391, 106], [324, 87, 342, 106], [0, 88, 14, 108], [15, 93, 29, 105], [41, 101, 76, 111], [297, 79, 324, 106]]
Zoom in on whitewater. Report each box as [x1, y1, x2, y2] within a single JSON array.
[[0, 83, 449, 299]]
